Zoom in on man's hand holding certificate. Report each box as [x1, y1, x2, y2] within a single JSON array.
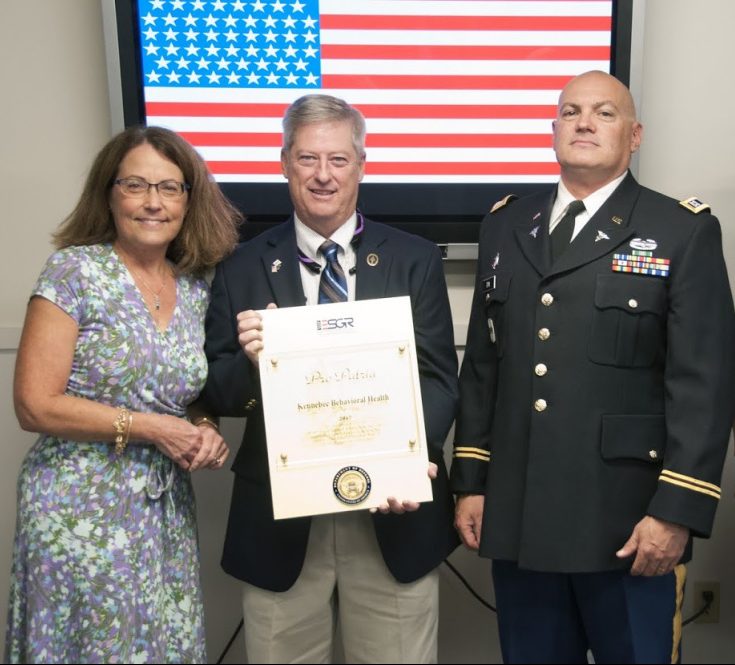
[[256, 296, 433, 519]]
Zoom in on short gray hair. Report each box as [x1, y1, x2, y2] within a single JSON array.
[[282, 94, 366, 157]]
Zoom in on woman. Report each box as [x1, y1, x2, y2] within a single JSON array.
[[5, 126, 242, 663]]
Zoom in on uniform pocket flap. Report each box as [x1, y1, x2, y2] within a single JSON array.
[[601, 414, 666, 463], [480, 270, 512, 304], [594, 274, 666, 314]]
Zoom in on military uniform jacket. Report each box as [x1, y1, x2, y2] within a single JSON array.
[[201, 217, 460, 591], [451, 173, 735, 573]]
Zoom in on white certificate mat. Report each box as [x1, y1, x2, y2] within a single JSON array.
[[258, 296, 432, 519]]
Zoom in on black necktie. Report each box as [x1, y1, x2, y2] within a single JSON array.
[[551, 199, 585, 260], [318, 240, 348, 303]]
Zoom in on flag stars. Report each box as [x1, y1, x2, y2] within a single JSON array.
[[196, 56, 211, 69], [255, 58, 269, 71], [163, 28, 178, 40], [170, 0, 185, 9], [243, 15, 258, 27], [183, 13, 198, 26], [204, 27, 219, 40], [191, 0, 205, 10], [251, 0, 266, 12], [184, 28, 198, 40], [282, 16, 296, 28], [283, 44, 297, 58], [245, 44, 259, 57], [205, 44, 220, 56], [231, 0, 246, 10], [290, 1, 305, 13], [163, 13, 178, 26], [302, 30, 317, 43], [223, 28, 238, 41], [246, 72, 260, 84], [187, 71, 202, 83], [263, 15, 277, 28], [302, 15, 316, 28], [167, 71, 182, 83], [264, 44, 278, 57], [227, 72, 241, 84], [283, 29, 297, 43], [208, 71, 222, 83], [266, 72, 280, 84], [150, 0, 165, 9], [223, 14, 237, 27], [212, 0, 226, 11], [244, 28, 258, 41], [143, 27, 158, 40], [216, 57, 231, 70], [165, 43, 180, 56], [225, 44, 239, 57], [304, 72, 318, 85], [144, 44, 160, 56], [142, 13, 157, 26], [284, 72, 298, 85], [155, 56, 170, 69], [235, 57, 250, 70], [302, 45, 317, 58], [263, 29, 278, 42], [147, 71, 162, 83], [272, 1, 286, 12], [176, 56, 191, 69], [185, 44, 200, 56], [204, 14, 218, 27]]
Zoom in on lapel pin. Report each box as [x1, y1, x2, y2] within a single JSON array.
[[595, 230, 610, 242], [366, 253, 379, 267], [271, 259, 282, 273], [529, 225, 539, 238], [532, 212, 541, 221], [491, 253, 500, 270], [612, 216, 623, 225]]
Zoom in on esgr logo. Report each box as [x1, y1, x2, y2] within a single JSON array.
[[316, 317, 355, 331]]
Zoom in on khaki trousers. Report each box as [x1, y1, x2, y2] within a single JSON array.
[[241, 511, 439, 664]]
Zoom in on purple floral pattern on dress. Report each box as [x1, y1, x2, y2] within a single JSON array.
[[5, 244, 209, 663]]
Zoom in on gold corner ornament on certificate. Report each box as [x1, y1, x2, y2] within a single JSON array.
[[258, 296, 432, 520]]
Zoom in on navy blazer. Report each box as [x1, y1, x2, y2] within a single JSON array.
[[451, 173, 735, 573], [201, 217, 460, 591]]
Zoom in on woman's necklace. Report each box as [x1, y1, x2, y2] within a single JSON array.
[[129, 266, 169, 310]]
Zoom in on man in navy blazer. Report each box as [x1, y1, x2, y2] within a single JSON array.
[[452, 71, 735, 663], [201, 94, 459, 664]]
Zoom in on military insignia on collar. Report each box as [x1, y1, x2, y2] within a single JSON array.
[[630, 238, 657, 251], [595, 230, 610, 242], [491, 253, 500, 269], [271, 259, 282, 273], [679, 196, 711, 214], [533, 212, 541, 221], [611, 216, 623, 225], [529, 225, 539, 238], [490, 194, 518, 214]]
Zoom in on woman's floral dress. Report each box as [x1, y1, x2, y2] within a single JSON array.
[[5, 243, 210, 663]]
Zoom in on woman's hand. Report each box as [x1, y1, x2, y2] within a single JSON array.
[[190, 422, 230, 471]]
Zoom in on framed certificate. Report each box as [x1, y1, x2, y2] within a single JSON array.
[[258, 296, 432, 519]]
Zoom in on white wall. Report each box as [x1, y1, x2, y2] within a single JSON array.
[[1, 1, 734, 662]]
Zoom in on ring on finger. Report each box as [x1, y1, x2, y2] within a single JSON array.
[[214, 456, 222, 465]]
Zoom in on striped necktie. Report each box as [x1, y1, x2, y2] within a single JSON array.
[[318, 240, 348, 303]]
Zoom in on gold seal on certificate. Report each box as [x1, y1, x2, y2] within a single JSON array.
[[333, 466, 372, 505], [258, 296, 433, 520]]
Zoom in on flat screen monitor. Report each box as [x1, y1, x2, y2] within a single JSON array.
[[110, 0, 634, 249]]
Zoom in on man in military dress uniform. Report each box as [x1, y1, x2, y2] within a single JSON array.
[[452, 70, 735, 663]]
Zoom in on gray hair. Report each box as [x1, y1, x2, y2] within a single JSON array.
[[282, 94, 366, 157]]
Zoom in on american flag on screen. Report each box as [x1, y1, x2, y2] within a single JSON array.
[[138, 0, 612, 183]]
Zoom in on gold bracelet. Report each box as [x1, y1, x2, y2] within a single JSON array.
[[113, 407, 130, 455], [193, 416, 219, 432]]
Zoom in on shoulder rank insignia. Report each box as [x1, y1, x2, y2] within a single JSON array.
[[679, 196, 711, 214], [490, 194, 518, 214]]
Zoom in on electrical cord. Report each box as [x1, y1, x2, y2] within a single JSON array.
[[215, 563, 714, 663]]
